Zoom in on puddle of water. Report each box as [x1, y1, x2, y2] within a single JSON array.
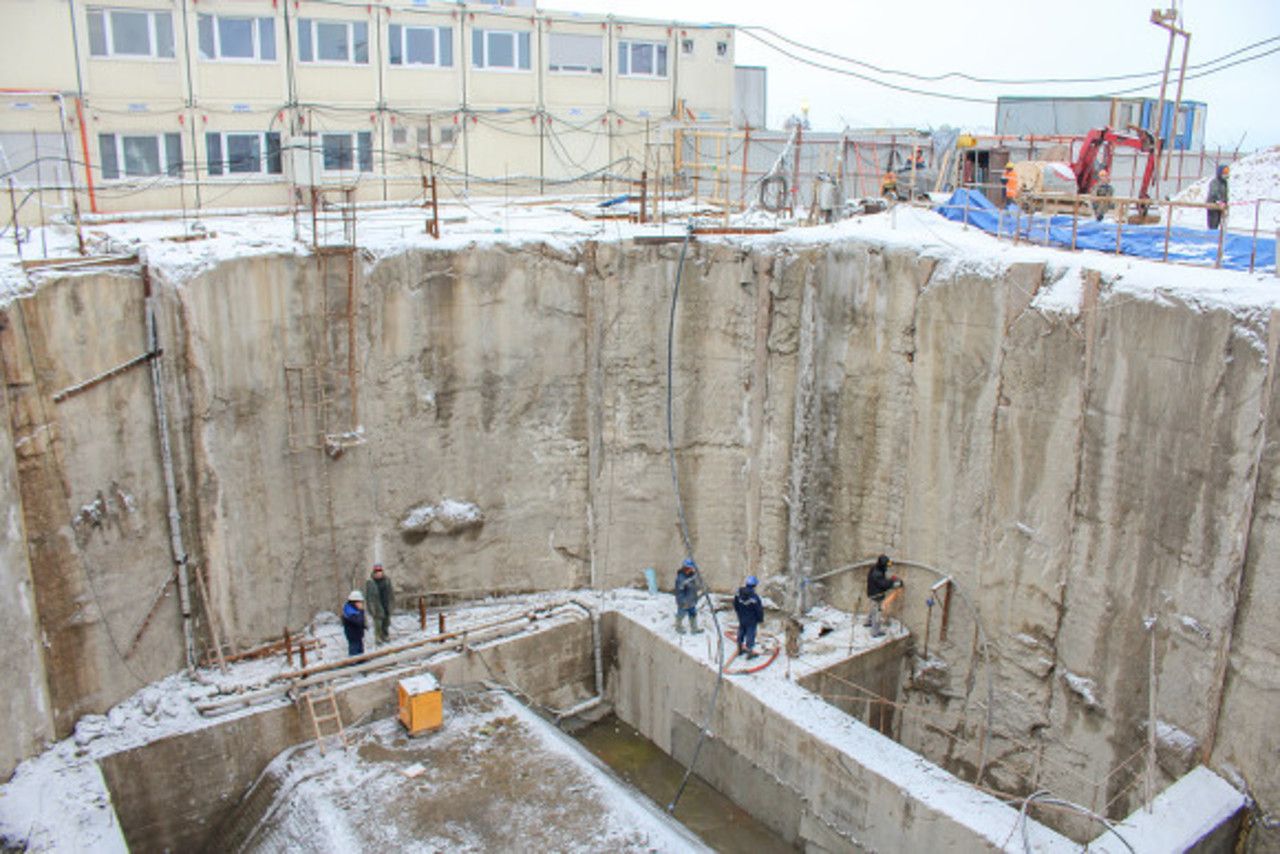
[[573, 714, 797, 853]]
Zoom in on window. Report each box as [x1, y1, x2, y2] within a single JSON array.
[[87, 8, 174, 59], [471, 29, 530, 70], [198, 15, 276, 61], [438, 126, 457, 145], [297, 18, 368, 64], [548, 33, 602, 74], [321, 132, 373, 172], [388, 24, 452, 67], [205, 132, 282, 176], [716, 40, 729, 58], [680, 38, 694, 56], [391, 126, 408, 146], [617, 40, 667, 78], [98, 133, 182, 179]]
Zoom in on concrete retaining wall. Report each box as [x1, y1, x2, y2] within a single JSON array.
[[97, 616, 594, 854], [0, 236, 1275, 840]]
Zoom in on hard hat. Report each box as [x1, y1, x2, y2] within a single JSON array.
[[682, 558, 696, 569], [746, 575, 759, 587], [876, 554, 891, 569], [372, 563, 384, 572], [1098, 169, 1109, 178], [349, 590, 364, 602]]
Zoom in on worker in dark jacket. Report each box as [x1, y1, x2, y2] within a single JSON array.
[[865, 555, 902, 638], [342, 590, 366, 657], [363, 563, 393, 645], [1206, 164, 1229, 230], [674, 558, 703, 635], [733, 576, 765, 658]]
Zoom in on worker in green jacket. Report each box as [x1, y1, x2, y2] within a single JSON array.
[[363, 563, 394, 645]]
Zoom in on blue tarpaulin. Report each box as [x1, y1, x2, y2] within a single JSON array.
[[934, 188, 1276, 274]]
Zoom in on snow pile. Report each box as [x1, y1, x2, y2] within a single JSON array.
[[1169, 145, 1280, 233], [1060, 670, 1104, 711], [399, 498, 485, 535]]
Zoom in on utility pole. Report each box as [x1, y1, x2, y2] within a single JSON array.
[[1149, 8, 1191, 195]]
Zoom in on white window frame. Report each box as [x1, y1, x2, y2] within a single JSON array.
[[472, 28, 531, 72], [547, 32, 603, 75], [87, 8, 175, 60], [617, 40, 668, 79], [297, 18, 369, 65], [98, 132, 182, 180], [388, 23, 452, 68], [205, 131, 283, 177], [198, 14, 277, 63], [320, 131, 374, 174]]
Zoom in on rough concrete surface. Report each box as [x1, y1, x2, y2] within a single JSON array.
[[0, 230, 1276, 847]]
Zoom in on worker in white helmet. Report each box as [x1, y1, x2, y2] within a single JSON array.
[[342, 590, 367, 657]]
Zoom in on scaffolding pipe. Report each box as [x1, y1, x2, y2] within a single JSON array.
[[143, 269, 197, 672], [553, 599, 606, 720]]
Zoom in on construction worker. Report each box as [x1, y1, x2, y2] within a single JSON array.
[[1002, 163, 1020, 206], [342, 590, 366, 657], [1206, 164, 1229, 230], [363, 563, 394, 645], [674, 558, 703, 634], [1092, 169, 1115, 222], [880, 170, 899, 200], [865, 555, 903, 638], [733, 576, 764, 658]]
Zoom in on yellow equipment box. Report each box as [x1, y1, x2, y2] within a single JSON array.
[[397, 673, 443, 735]]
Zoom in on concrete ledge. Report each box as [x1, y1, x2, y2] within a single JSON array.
[[98, 616, 594, 854], [1100, 766, 1248, 854]]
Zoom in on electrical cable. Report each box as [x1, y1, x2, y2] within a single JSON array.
[[663, 227, 727, 816], [740, 25, 1280, 86]]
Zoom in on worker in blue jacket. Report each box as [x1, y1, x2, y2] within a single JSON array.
[[342, 590, 367, 657], [733, 576, 764, 658], [674, 558, 703, 634]]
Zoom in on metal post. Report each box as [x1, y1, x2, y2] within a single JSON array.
[[1215, 206, 1226, 268], [1249, 199, 1260, 274], [1116, 202, 1125, 255], [1145, 616, 1157, 812], [32, 131, 47, 257], [1163, 199, 1174, 262], [438, 611, 445, 633], [639, 169, 647, 224], [418, 595, 426, 630], [1071, 198, 1080, 250], [1164, 32, 1192, 181], [285, 628, 293, 667], [7, 178, 21, 259]]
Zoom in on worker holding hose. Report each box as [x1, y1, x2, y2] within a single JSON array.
[[865, 555, 903, 638], [674, 558, 703, 635], [733, 576, 765, 659]]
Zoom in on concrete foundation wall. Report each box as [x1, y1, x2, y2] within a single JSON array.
[[0, 236, 1276, 842], [97, 616, 594, 854]]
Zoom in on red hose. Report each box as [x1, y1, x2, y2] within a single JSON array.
[[720, 628, 780, 674]]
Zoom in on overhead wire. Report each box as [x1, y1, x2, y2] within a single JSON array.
[[740, 25, 1280, 86]]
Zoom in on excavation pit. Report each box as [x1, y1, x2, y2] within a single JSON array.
[[0, 201, 1273, 851]]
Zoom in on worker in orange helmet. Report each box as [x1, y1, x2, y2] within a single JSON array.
[[1002, 163, 1020, 206]]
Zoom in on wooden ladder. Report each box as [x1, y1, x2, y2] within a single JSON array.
[[303, 683, 348, 754]]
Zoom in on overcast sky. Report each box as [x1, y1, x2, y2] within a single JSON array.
[[545, 0, 1280, 151]]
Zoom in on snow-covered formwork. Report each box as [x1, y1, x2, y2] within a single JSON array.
[[0, 201, 1276, 847]]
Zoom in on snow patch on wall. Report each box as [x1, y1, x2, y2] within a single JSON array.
[[400, 499, 485, 535]]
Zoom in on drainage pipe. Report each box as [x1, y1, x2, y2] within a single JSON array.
[[808, 557, 995, 784], [196, 608, 585, 715], [274, 600, 575, 683], [552, 599, 606, 720], [142, 267, 197, 672]]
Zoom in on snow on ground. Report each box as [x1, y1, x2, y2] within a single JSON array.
[[2, 189, 1276, 324], [0, 584, 910, 852], [244, 691, 706, 853], [1168, 145, 1280, 234]]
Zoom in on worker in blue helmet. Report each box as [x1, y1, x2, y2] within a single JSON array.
[[674, 558, 703, 634], [733, 576, 765, 658]]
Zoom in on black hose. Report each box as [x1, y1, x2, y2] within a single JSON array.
[[664, 227, 727, 814], [758, 174, 788, 212]]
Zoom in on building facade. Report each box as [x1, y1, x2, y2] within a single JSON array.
[[0, 0, 737, 218]]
